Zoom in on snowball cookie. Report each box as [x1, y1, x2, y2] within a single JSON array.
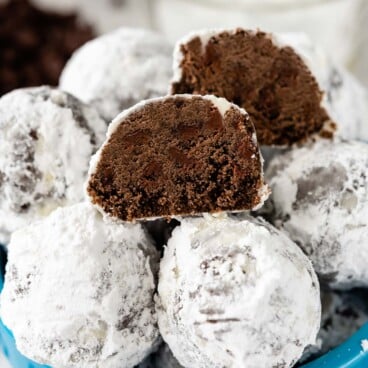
[[0, 202, 160, 368], [156, 215, 321, 368], [172, 29, 368, 145], [60, 27, 173, 122], [302, 289, 368, 362], [0, 86, 106, 244], [266, 140, 368, 289], [87, 95, 269, 222]]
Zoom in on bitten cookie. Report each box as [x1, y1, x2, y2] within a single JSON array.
[[156, 214, 321, 368], [172, 29, 368, 145], [0, 202, 160, 368], [86, 94, 269, 222], [0, 86, 105, 244], [266, 139, 368, 289]]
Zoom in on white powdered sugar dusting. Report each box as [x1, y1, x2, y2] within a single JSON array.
[[0, 202, 160, 367], [0, 86, 106, 245], [266, 139, 368, 289], [362, 340, 368, 352], [60, 27, 173, 123], [156, 215, 321, 368]]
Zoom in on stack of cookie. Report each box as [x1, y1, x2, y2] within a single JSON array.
[[0, 26, 367, 368]]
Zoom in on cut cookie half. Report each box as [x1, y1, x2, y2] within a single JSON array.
[[172, 29, 367, 145], [87, 94, 269, 222]]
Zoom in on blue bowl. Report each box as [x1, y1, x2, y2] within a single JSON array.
[[0, 246, 50, 368]]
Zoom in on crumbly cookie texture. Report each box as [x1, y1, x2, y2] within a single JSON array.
[[156, 214, 321, 368], [0, 86, 105, 244], [60, 27, 173, 122], [87, 94, 269, 222], [266, 139, 368, 289], [0, 202, 160, 368], [172, 29, 368, 145]]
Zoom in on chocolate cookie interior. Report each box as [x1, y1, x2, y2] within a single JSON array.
[[172, 29, 333, 146], [87, 96, 266, 221]]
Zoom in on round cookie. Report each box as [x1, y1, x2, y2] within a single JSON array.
[[0, 86, 106, 244], [0, 202, 160, 368], [0, 0, 95, 97], [156, 214, 321, 368], [172, 29, 368, 145], [266, 139, 368, 289], [60, 27, 173, 122], [86, 94, 269, 222]]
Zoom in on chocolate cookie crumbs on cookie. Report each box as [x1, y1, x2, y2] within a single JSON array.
[[87, 95, 269, 222], [0, 0, 95, 96], [172, 29, 338, 145]]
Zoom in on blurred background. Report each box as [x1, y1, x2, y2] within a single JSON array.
[[1, 0, 368, 99]]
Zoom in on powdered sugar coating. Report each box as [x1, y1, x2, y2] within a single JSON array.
[[0, 202, 160, 368], [60, 28, 173, 122], [362, 340, 368, 352], [0, 86, 106, 244], [156, 214, 321, 368], [172, 29, 368, 142], [266, 140, 368, 289]]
